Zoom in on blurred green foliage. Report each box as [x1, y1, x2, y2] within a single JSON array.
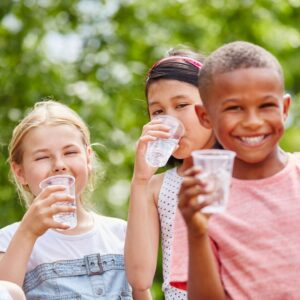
[[0, 0, 299, 298]]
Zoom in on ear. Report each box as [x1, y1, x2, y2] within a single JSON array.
[[11, 162, 27, 185], [195, 104, 213, 129], [86, 146, 93, 173], [282, 93, 291, 121]]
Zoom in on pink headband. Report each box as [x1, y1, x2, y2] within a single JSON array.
[[148, 55, 203, 75]]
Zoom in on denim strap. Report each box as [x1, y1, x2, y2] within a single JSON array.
[[23, 254, 124, 294]]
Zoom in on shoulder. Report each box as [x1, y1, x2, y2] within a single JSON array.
[[0, 222, 19, 236], [0, 222, 20, 251], [149, 172, 165, 190], [287, 152, 300, 167], [149, 171, 166, 205], [290, 152, 300, 160]]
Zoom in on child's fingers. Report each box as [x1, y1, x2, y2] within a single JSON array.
[[139, 131, 170, 144], [36, 185, 68, 201], [179, 176, 214, 209], [47, 194, 75, 206], [142, 122, 171, 135], [182, 166, 203, 177], [136, 128, 171, 157], [49, 219, 72, 231], [148, 118, 170, 126], [50, 204, 76, 215]]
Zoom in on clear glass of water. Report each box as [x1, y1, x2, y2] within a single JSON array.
[[192, 149, 236, 213], [145, 115, 184, 167], [39, 175, 77, 229]]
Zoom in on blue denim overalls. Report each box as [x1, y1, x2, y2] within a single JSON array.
[[23, 254, 132, 299]]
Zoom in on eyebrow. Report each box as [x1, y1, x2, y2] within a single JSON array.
[[32, 144, 79, 155], [148, 95, 191, 106], [223, 94, 278, 103]]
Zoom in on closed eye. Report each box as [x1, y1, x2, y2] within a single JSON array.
[[65, 151, 78, 155], [35, 156, 49, 161], [224, 105, 242, 111]]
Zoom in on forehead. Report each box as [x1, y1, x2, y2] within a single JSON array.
[[206, 68, 283, 104], [22, 124, 84, 148], [147, 79, 199, 103]]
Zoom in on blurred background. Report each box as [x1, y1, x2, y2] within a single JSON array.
[[0, 0, 300, 298]]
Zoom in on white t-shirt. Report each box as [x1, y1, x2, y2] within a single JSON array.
[[0, 213, 127, 272], [0, 284, 12, 300]]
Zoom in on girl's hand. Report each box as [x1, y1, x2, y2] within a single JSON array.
[[133, 118, 171, 181], [178, 167, 213, 238], [19, 185, 76, 239]]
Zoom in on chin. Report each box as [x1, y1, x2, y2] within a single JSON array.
[[173, 148, 189, 160]]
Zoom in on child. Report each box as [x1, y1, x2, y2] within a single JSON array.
[[0, 100, 150, 299], [0, 281, 26, 300], [125, 48, 217, 299], [170, 41, 300, 299]]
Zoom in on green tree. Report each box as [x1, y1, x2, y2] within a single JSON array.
[[1, 1, 300, 298]]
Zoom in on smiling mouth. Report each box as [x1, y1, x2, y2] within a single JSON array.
[[238, 135, 268, 145]]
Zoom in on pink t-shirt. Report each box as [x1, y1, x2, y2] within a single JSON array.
[[170, 153, 300, 299]]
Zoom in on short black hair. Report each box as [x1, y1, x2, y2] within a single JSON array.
[[198, 41, 284, 102]]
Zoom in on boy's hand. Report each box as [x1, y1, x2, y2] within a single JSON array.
[[178, 166, 213, 238]]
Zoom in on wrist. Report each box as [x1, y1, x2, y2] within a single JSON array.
[[131, 175, 151, 186], [17, 224, 40, 242], [187, 222, 209, 240]]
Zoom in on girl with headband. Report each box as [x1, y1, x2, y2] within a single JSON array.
[[125, 47, 217, 299]]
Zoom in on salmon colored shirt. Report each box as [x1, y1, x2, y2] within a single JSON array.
[[170, 153, 300, 299]]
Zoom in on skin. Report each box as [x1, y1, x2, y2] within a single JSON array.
[[179, 67, 291, 299], [125, 79, 215, 292]]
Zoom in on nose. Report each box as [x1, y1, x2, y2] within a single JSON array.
[[52, 156, 67, 173], [242, 110, 264, 130]]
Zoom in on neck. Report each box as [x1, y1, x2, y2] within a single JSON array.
[[233, 147, 288, 180]]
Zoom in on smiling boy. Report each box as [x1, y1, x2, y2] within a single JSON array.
[[172, 41, 300, 299]]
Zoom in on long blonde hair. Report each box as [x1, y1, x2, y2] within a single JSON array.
[[8, 100, 100, 208]]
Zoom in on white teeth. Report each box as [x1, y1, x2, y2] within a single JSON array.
[[240, 135, 265, 144]]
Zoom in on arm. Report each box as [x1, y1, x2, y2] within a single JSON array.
[[178, 167, 225, 300], [132, 288, 153, 300], [0, 186, 76, 285], [125, 175, 161, 291], [0, 228, 37, 286], [125, 120, 169, 291]]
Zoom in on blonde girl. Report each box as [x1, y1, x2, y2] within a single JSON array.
[[0, 100, 149, 299]]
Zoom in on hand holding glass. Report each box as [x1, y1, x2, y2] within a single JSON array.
[[39, 175, 77, 229], [192, 149, 235, 213], [145, 115, 184, 167]]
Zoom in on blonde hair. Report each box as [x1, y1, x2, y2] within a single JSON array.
[[8, 100, 100, 208]]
